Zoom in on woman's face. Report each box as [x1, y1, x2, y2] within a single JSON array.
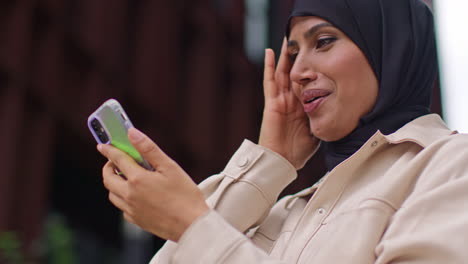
[[288, 16, 378, 142]]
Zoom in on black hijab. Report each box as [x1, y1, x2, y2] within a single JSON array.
[[286, 0, 438, 170]]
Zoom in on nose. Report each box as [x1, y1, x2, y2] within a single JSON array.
[[290, 54, 318, 87]]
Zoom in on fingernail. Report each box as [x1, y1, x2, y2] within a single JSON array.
[[97, 144, 103, 152], [128, 128, 143, 142]]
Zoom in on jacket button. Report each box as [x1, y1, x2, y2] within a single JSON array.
[[317, 208, 326, 214], [237, 157, 249, 167], [371, 141, 378, 147]]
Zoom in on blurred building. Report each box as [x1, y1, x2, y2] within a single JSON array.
[[0, 0, 263, 262]]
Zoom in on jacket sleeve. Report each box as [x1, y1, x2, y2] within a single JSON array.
[[375, 135, 468, 263], [149, 139, 299, 263]]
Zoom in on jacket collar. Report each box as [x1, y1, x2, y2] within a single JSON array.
[[384, 114, 456, 148]]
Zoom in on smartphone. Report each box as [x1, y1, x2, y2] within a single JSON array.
[[87, 99, 153, 170]]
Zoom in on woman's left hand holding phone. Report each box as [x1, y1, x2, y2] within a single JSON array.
[[97, 128, 209, 242]]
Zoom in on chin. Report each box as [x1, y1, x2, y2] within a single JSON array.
[[309, 122, 347, 142], [310, 126, 331, 142], [315, 133, 341, 142], [309, 119, 331, 141], [309, 114, 360, 142]]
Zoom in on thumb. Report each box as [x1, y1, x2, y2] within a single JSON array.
[[128, 128, 169, 169]]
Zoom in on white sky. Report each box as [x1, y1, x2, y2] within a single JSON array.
[[433, 1, 468, 132]]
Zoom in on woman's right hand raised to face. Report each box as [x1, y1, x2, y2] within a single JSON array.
[[259, 38, 320, 170]]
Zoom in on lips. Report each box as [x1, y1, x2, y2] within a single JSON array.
[[302, 89, 331, 113]]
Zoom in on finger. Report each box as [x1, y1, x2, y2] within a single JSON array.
[[108, 192, 130, 213], [263, 48, 277, 98], [113, 167, 127, 180], [98, 144, 140, 176], [102, 161, 129, 197], [123, 212, 136, 225], [104, 159, 127, 179], [275, 37, 292, 90], [127, 128, 173, 170]]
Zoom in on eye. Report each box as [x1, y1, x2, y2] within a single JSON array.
[[287, 47, 299, 63], [316, 37, 337, 49], [288, 53, 298, 63]]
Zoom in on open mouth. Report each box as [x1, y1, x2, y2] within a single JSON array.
[[302, 89, 331, 113], [302, 89, 331, 104], [305, 96, 325, 104]]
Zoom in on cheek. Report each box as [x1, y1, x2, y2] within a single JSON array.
[[291, 82, 302, 99], [320, 45, 378, 139], [334, 51, 365, 84], [330, 47, 377, 107]]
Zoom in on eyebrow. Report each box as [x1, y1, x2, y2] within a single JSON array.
[[288, 22, 335, 47]]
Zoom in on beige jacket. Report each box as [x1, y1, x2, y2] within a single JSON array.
[[150, 114, 468, 263]]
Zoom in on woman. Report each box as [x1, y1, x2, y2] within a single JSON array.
[[98, 0, 468, 263]]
